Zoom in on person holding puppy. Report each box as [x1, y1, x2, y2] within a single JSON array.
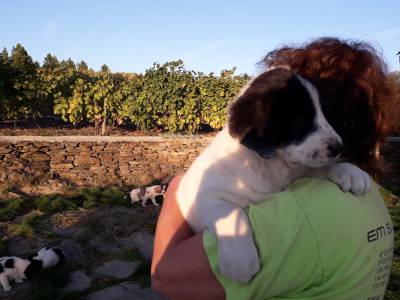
[[151, 38, 396, 300]]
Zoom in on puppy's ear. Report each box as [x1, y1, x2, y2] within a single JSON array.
[[161, 183, 169, 193], [52, 248, 66, 266], [228, 67, 295, 157], [24, 259, 43, 279], [4, 258, 15, 269]]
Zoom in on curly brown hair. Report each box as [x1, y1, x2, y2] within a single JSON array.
[[261, 37, 397, 178]]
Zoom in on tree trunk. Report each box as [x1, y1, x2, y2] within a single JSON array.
[[101, 100, 107, 135]]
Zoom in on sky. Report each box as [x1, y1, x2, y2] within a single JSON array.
[[0, 0, 399, 75]]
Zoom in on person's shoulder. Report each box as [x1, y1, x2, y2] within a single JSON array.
[[289, 177, 346, 198], [250, 178, 346, 212], [249, 177, 384, 229], [288, 177, 382, 208]]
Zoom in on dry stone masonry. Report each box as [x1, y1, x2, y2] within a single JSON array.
[[0, 136, 398, 187], [0, 136, 212, 187]]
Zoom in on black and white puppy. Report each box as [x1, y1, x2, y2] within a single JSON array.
[[176, 67, 370, 283], [0, 246, 65, 292]]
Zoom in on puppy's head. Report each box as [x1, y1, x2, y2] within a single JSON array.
[[34, 246, 66, 268], [228, 67, 342, 167], [161, 183, 169, 194]]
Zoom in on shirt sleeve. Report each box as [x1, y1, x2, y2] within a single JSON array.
[[203, 189, 323, 300]]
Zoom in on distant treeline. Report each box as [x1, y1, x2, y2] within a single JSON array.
[[0, 44, 399, 134], [0, 43, 250, 133]]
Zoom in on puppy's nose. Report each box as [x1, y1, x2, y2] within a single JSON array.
[[328, 142, 343, 158]]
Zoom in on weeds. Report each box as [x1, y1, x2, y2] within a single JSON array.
[[0, 198, 24, 221], [0, 186, 129, 223], [119, 248, 144, 262], [7, 211, 44, 238]]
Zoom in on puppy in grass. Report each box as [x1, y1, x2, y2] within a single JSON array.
[[0, 246, 65, 292], [176, 67, 370, 283]]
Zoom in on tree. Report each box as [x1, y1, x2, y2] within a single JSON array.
[[10, 44, 36, 72], [60, 58, 76, 70], [0, 48, 10, 118], [101, 64, 110, 73], [2, 43, 43, 120], [0, 47, 9, 64], [42, 53, 59, 70], [220, 67, 236, 78], [77, 60, 89, 72]]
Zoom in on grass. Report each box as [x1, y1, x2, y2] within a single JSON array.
[[119, 248, 145, 262], [7, 211, 44, 238], [0, 198, 24, 221], [0, 186, 129, 224]]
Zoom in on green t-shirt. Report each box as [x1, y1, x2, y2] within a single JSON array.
[[203, 178, 394, 300]]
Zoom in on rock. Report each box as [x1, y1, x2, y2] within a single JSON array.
[[8, 238, 46, 256], [62, 270, 91, 293], [31, 153, 49, 161], [54, 225, 84, 239], [74, 156, 100, 166], [51, 163, 73, 170], [85, 282, 166, 300], [59, 239, 85, 264], [0, 280, 32, 299], [95, 260, 140, 279], [6, 192, 21, 199], [118, 231, 154, 260], [89, 237, 121, 254]]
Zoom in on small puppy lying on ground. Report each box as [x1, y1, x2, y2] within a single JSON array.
[[0, 246, 65, 292], [129, 184, 167, 207], [177, 67, 370, 283]]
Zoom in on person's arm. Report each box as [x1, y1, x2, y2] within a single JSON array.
[[151, 175, 226, 300]]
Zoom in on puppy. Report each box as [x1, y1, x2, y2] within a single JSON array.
[[0, 246, 65, 292], [0, 256, 31, 292], [129, 184, 167, 207], [176, 67, 370, 283]]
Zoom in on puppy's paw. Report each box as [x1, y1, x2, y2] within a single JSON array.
[[3, 285, 12, 292], [328, 162, 371, 195], [218, 238, 260, 283], [15, 278, 24, 283]]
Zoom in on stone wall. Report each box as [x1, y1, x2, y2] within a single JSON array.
[[0, 136, 398, 188], [0, 136, 212, 187]]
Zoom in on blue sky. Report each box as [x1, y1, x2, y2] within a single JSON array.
[[1, 0, 399, 75]]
